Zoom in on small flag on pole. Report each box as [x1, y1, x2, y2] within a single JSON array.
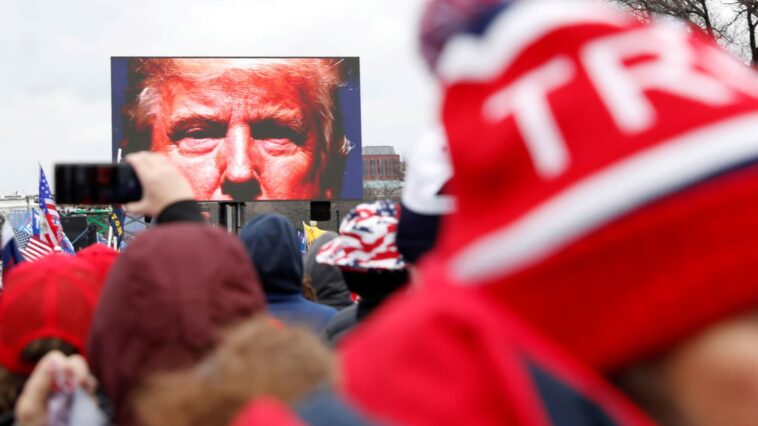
[[21, 235, 54, 262], [13, 228, 31, 251], [109, 205, 126, 247], [1, 215, 24, 282], [38, 165, 75, 254], [303, 222, 326, 247]]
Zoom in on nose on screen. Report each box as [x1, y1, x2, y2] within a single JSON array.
[[222, 178, 262, 200]]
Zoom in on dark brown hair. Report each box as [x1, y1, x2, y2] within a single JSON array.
[[302, 274, 318, 302], [0, 338, 78, 413], [612, 360, 687, 426]]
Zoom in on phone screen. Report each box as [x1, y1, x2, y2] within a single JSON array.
[[54, 164, 142, 205]]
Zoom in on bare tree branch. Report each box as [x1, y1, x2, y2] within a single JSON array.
[[611, 0, 757, 63]]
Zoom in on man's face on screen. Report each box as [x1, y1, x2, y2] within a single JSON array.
[[147, 60, 333, 201]]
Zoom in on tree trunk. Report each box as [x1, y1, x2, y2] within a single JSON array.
[[699, 0, 714, 36], [748, 8, 758, 65]]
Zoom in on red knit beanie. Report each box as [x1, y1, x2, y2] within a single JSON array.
[[485, 164, 758, 372], [422, 0, 758, 372]]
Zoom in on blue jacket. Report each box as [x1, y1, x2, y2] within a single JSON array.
[[240, 214, 336, 332]]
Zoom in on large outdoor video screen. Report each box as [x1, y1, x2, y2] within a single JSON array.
[[111, 57, 362, 201]]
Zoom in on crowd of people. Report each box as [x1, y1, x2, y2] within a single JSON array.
[[3, 0, 758, 424]]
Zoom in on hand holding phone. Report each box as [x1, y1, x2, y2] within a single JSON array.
[[55, 153, 196, 217]]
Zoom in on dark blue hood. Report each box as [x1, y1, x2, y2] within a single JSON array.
[[239, 214, 303, 295]]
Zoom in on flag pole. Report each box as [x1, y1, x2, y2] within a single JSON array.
[[115, 149, 123, 251]]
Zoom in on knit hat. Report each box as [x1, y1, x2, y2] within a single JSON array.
[[88, 223, 266, 425], [422, 0, 758, 372], [0, 254, 108, 374], [396, 127, 455, 264], [419, 0, 513, 73], [317, 201, 406, 271]]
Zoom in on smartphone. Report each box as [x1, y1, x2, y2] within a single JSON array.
[[54, 163, 143, 205]]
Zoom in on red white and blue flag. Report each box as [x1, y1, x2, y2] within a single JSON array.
[[20, 234, 54, 262], [1, 216, 24, 282], [38, 165, 75, 254]]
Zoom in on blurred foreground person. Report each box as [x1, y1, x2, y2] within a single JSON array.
[[134, 315, 333, 426], [240, 214, 336, 332], [0, 250, 115, 425], [395, 127, 455, 267], [342, 285, 653, 425], [303, 232, 353, 310], [317, 201, 409, 346], [225, 323, 607, 426], [337, 70, 653, 426], [356, 0, 758, 424], [87, 224, 266, 426]]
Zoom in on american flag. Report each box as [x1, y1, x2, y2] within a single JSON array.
[[13, 228, 30, 251], [21, 235, 54, 262], [38, 166, 75, 254]]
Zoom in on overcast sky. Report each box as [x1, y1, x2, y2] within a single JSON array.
[[0, 0, 438, 195]]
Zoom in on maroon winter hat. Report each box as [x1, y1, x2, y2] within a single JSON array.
[[87, 224, 266, 425], [421, 0, 758, 372]]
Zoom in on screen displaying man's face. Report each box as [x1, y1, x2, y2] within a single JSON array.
[[112, 57, 362, 201]]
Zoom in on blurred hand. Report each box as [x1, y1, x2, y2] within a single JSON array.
[[125, 152, 196, 216], [15, 351, 98, 426]]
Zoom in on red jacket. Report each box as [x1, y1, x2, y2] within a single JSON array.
[[339, 285, 654, 426]]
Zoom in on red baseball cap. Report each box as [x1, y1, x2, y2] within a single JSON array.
[[0, 253, 110, 374], [76, 243, 119, 288]]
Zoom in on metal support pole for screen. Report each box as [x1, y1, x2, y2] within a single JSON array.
[[218, 202, 228, 230], [218, 202, 245, 234], [236, 203, 245, 233]]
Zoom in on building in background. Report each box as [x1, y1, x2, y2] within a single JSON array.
[[0, 195, 35, 216], [362, 146, 404, 201], [363, 146, 403, 181]]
